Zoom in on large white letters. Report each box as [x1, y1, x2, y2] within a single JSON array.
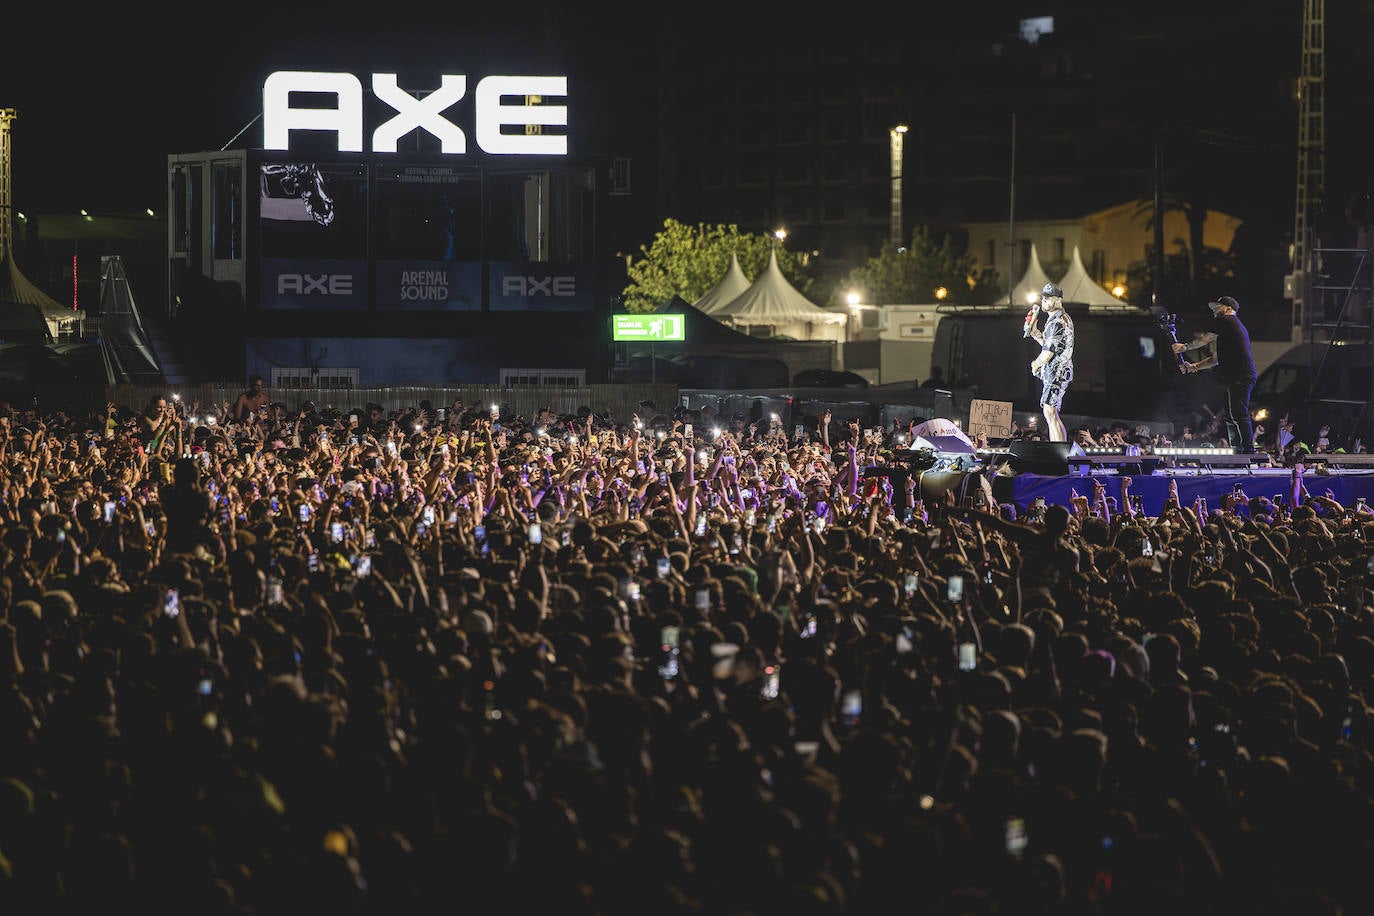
[[263, 71, 567, 156], [475, 76, 568, 156], [372, 74, 467, 153], [263, 71, 365, 152]]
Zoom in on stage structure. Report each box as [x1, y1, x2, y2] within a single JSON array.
[[873, 439, 1374, 517], [168, 70, 616, 387]]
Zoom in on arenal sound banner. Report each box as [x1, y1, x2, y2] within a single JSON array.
[[373, 163, 483, 311]]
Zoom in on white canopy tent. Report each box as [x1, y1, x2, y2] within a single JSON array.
[[0, 254, 84, 339], [695, 251, 752, 315], [712, 248, 848, 341], [1000, 243, 1054, 306], [1057, 245, 1123, 306]]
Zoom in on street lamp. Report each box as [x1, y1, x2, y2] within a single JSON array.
[[890, 124, 908, 252], [774, 228, 787, 246]]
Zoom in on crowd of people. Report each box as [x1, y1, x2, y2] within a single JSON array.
[[2, 384, 1374, 915]]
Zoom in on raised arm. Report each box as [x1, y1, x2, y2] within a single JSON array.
[[1120, 475, 1138, 521], [844, 429, 860, 499]]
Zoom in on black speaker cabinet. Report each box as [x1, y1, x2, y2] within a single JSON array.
[[1007, 440, 1071, 476]]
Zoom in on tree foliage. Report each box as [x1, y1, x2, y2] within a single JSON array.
[[837, 227, 1001, 305], [1125, 242, 1236, 312], [1132, 191, 1212, 302], [617, 219, 815, 313]]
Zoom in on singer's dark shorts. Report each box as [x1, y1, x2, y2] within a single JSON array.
[[1039, 363, 1073, 410]]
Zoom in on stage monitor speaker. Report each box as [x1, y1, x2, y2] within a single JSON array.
[[1008, 440, 1071, 476]]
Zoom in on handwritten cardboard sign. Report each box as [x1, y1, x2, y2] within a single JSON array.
[[968, 398, 1013, 440]]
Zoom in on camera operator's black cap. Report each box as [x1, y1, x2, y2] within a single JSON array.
[[1208, 295, 1239, 313], [1042, 282, 1063, 298]]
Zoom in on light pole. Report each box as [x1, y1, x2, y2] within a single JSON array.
[[890, 124, 908, 252]]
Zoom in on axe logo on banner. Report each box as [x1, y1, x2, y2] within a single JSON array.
[[501, 276, 576, 297], [277, 273, 354, 295]]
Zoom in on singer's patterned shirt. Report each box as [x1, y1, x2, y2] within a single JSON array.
[[1036, 309, 1075, 409]]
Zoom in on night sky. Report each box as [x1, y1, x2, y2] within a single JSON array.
[[3, 3, 1373, 238], [1, 10, 589, 214]]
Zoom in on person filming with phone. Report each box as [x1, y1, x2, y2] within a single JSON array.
[[1171, 295, 1257, 452]]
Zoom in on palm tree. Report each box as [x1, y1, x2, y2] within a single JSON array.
[[1133, 187, 1209, 302]]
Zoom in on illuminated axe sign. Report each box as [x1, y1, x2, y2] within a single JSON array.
[[263, 71, 568, 156]]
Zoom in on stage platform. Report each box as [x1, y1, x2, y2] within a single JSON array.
[[990, 468, 1374, 517]]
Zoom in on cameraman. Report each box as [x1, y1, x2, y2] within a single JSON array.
[[1172, 296, 1257, 452]]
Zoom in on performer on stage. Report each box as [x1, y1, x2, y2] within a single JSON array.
[[1171, 295, 1257, 452], [1027, 282, 1074, 442]]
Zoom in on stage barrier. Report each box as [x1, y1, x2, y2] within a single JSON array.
[[992, 470, 1374, 518]]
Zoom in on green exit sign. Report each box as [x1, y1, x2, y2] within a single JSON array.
[[613, 313, 686, 342]]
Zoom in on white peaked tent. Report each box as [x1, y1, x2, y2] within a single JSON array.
[[0, 255, 87, 339], [1057, 245, 1122, 306], [1001, 243, 1054, 306], [712, 248, 848, 340], [695, 251, 752, 315]]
